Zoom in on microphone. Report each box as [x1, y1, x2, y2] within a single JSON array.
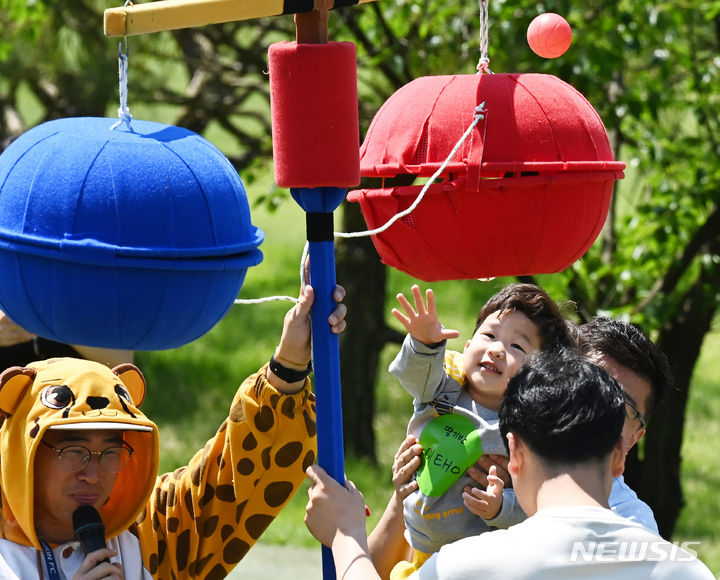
[[72, 505, 108, 562]]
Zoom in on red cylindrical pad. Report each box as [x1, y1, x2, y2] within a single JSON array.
[[269, 41, 360, 188]]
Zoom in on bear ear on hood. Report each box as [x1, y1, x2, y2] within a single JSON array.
[[0, 367, 37, 417], [112, 363, 146, 407]]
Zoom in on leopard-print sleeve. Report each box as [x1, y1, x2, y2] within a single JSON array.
[[135, 363, 317, 580]]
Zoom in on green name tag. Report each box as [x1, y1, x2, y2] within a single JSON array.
[[417, 413, 484, 497]]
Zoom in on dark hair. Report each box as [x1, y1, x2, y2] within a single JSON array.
[[499, 350, 625, 465], [574, 317, 674, 417], [474, 284, 572, 351]]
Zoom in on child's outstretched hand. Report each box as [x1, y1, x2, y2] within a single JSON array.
[[462, 464, 504, 520], [392, 285, 459, 346]]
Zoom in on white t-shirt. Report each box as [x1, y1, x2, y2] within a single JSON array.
[[411, 505, 714, 580], [0, 531, 151, 580]]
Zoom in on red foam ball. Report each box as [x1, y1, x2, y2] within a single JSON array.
[[527, 13, 573, 59]]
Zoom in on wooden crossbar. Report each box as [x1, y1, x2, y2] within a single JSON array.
[[104, 0, 379, 37]]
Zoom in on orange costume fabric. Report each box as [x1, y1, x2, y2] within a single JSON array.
[[0, 357, 317, 579]]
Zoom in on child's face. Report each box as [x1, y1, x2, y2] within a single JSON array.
[[462, 310, 541, 409]]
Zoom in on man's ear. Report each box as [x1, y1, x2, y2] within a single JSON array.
[[625, 427, 646, 455], [611, 436, 627, 478], [507, 432, 523, 475]]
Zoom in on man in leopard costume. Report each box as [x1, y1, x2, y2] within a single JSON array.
[[0, 284, 345, 579]]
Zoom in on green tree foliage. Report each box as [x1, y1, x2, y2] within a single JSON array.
[[333, 0, 720, 537], [0, 0, 717, 536]]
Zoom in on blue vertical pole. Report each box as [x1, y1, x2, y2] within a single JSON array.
[[291, 187, 347, 580]]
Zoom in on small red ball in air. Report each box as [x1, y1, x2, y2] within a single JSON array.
[[527, 13, 573, 59]]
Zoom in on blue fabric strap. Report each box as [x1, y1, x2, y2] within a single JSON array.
[[40, 541, 61, 580]]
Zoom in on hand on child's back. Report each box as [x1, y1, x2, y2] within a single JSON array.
[[468, 454, 512, 490]]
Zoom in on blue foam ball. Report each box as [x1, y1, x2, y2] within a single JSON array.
[[0, 117, 264, 350]]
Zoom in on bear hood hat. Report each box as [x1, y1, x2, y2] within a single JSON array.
[[0, 357, 159, 548]]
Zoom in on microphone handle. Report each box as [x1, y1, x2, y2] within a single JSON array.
[[76, 524, 109, 563], [73, 506, 109, 564]]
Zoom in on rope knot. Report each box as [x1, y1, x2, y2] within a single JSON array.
[[476, 0, 492, 74], [110, 44, 134, 132], [476, 57, 491, 74], [115, 105, 133, 127]]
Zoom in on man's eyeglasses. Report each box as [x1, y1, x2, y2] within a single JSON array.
[[624, 398, 647, 430], [40, 440, 134, 473]]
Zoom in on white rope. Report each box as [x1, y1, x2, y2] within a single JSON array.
[[235, 104, 487, 304], [300, 241, 309, 286], [334, 0, 491, 240], [233, 242, 309, 305], [334, 103, 487, 240], [236, 1, 493, 304], [476, 0, 492, 74], [234, 294, 298, 305], [110, 39, 134, 131]]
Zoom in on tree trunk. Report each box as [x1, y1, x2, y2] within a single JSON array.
[[624, 270, 718, 538], [335, 175, 417, 460], [335, 202, 388, 461]]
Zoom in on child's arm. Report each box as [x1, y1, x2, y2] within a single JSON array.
[[462, 465, 505, 519], [392, 285, 459, 346]]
